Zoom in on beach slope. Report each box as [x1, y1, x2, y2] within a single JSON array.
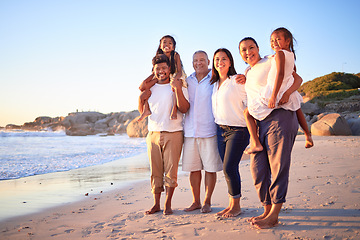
[[1, 136, 359, 239]]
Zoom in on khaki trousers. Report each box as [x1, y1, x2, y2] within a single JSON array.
[[146, 131, 184, 194]]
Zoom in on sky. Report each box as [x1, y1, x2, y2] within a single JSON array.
[[1, 0, 360, 127]]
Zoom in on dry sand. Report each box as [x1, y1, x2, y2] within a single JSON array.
[[0, 135, 359, 240]]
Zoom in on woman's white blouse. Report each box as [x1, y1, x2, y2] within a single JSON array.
[[211, 75, 247, 127]]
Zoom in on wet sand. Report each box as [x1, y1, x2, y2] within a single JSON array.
[[1, 136, 359, 239]]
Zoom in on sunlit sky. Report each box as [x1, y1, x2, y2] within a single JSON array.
[[1, 0, 359, 127]]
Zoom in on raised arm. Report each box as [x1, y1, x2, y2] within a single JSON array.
[[170, 78, 189, 113], [139, 73, 155, 91]]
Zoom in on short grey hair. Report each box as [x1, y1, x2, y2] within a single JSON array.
[[193, 50, 208, 59]]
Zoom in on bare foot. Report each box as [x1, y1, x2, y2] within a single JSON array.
[[138, 110, 151, 122], [247, 212, 268, 223], [222, 208, 241, 218], [163, 208, 173, 215], [200, 203, 212, 213], [145, 205, 161, 215], [184, 202, 201, 212], [244, 145, 263, 155], [216, 207, 230, 216], [252, 217, 279, 229], [305, 134, 314, 148]]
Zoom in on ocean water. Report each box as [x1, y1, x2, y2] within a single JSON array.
[[0, 130, 147, 180], [0, 130, 149, 221]]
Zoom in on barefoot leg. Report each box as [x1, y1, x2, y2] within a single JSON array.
[[252, 203, 282, 229], [248, 204, 271, 223], [138, 100, 151, 122], [216, 196, 232, 216], [185, 171, 202, 212], [164, 186, 175, 215], [222, 197, 241, 218], [201, 171, 216, 213], [145, 193, 161, 215], [244, 108, 263, 154]]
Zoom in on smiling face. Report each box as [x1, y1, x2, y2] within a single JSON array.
[[192, 52, 209, 76], [153, 62, 170, 84], [239, 39, 261, 67], [160, 37, 175, 54], [214, 51, 231, 77], [270, 32, 290, 52]]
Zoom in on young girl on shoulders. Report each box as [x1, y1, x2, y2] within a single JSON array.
[[138, 35, 187, 121], [244, 27, 314, 154]]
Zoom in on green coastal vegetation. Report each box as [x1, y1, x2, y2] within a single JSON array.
[[299, 72, 360, 102]]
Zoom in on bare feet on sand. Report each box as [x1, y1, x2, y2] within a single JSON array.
[[244, 145, 263, 155], [221, 208, 241, 218], [138, 110, 151, 122], [163, 208, 173, 215], [247, 212, 267, 223], [305, 134, 314, 148], [184, 202, 201, 212], [216, 207, 230, 216], [251, 217, 279, 229], [200, 203, 212, 213], [145, 205, 161, 215]]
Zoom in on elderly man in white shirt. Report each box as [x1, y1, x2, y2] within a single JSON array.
[[182, 51, 223, 213]]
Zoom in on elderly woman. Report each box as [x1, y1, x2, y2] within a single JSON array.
[[239, 37, 302, 229]]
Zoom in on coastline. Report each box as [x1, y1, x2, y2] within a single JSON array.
[[1, 135, 360, 239], [0, 152, 150, 221]]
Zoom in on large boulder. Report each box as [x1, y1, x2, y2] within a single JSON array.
[[65, 123, 95, 136], [301, 102, 321, 115], [34, 116, 52, 124], [126, 116, 148, 137], [62, 112, 106, 128], [5, 124, 22, 130], [311, 113, 352, 136], [346, 116, 360, 136]]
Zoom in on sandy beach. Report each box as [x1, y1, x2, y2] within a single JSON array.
[[1, 135, 359, 239]]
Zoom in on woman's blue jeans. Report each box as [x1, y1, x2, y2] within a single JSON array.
[[217, 125, 250, 198]]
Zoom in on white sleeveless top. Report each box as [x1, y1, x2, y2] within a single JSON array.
[[246, 51, 302, 121]]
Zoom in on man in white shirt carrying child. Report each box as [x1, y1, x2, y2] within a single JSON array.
[[139, 54, 189, 215]]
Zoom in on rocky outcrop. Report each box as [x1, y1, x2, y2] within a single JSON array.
[[63, 111, 140, 136], [300, 95, 360, 136], [301, 102, 321, 115], [7, 116, 66, 132], [311, 113, 352, 136], [126, 116, 148, 138], [4, 111, 141, 136]]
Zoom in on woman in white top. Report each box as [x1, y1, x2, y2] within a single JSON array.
[[211, 48, 249, 218], [239, 37, 302, 229]]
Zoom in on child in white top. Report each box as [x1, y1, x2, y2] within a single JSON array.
[[138, 35, 187, 121], [244, 27, 313, 154]]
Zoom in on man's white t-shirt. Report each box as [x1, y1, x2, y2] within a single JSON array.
[[147, 83, 189, 132]]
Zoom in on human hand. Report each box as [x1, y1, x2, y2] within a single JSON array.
[[170, 78, 182, 90], [278, 91, 290, 105], [234, 74, 246, 84], [268, 96, 276, 108]]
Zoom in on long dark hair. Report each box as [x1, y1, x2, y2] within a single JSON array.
[[156, 35, 176, 74], [210, 48, 237, 85], [272, 27, 297, 60]]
